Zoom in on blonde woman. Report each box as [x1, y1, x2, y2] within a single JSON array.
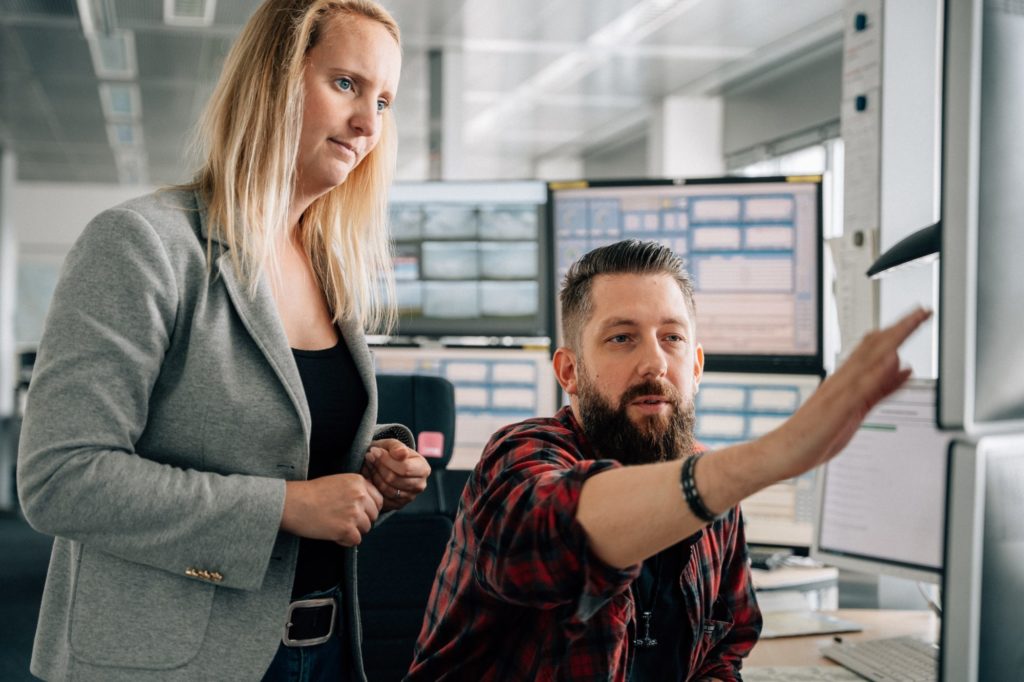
[[17, 1, 430, 680]]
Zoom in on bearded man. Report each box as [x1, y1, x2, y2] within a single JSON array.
[[407, 240, 930, 682]]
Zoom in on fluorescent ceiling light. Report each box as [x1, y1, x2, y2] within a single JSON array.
[[76, 0, 117, 37], [99, 83, 142, 121], [107, 122, 144, 149], [87, 30, 138, 80], [164, 0, 217, 28]]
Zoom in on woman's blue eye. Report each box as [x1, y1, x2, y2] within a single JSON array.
[[336, 78, 353, 91], [377, 99, 389, 113]]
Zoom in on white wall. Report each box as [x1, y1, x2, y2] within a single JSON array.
[[723, 48, 843, 158], [581, 134, 648, 180], [12, 182, 156, 346], [12, 182, 157, 253]]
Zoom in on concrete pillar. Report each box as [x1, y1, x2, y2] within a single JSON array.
[[427, 48, 466, 180], [647, 96, 724, 179], [0, 148, 16, 418], [0, 147, 17, 511]]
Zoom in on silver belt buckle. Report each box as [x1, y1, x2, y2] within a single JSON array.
[[282, 596, 336, 647]]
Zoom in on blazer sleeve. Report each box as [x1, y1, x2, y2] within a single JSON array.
[[17, 206, 286, 592]]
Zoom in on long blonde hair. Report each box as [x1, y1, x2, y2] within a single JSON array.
[[189, 0, 400, 332]]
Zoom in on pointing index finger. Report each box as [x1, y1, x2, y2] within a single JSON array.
[[882, 307, 932, 348]]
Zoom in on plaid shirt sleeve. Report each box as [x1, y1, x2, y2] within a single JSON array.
[[692, 508, 762, 681], [466, 420, 641, 620]]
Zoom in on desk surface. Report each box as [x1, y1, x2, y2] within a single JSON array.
[[746, 609, 939, 668]]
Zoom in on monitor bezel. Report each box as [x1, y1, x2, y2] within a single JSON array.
[[940, 432, 1024, 682], [546, 175, 825, 375], [937, 0, 1024, 436]]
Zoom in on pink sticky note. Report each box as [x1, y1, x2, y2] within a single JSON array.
[[418, 431, 445, 458]]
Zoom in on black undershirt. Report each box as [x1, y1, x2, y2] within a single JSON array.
[[290, 338, 368, 600], [629, 534, 701, 681]]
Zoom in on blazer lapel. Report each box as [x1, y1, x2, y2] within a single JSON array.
[[339, 317, 379, 470], [197, 194, 311, 444]]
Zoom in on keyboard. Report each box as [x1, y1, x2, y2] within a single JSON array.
[[820, 636, 938, 682]]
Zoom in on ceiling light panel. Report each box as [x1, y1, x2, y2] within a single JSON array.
[[98, 82, 141, 120], [87, 29, 137, 79], [106, 121, 142, 148], [164, 0, 216, 28]]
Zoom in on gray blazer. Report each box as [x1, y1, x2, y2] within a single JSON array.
[[17, 189, 403, 681]]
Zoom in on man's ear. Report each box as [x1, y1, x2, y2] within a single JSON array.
[[553, 347, 579, 396], [693, 343, 705, 392]]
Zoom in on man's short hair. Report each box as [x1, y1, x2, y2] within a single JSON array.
[[560, 240, 697, 352]]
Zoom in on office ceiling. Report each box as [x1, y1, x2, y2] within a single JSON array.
[[0, 0, 843, 185]]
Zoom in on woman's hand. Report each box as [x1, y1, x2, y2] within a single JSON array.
[[281, 474, 384, 546], [361, 438, 431, 511]]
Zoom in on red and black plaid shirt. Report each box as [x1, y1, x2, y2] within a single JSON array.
[[407, 406, 762, 681]]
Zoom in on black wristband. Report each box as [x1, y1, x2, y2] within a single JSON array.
[[679, 453, 720, 523]]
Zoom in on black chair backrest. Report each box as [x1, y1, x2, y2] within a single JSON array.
[[375, 374, 456, 470], [358, 513, 453, 682], [376, 374, 457, 515]]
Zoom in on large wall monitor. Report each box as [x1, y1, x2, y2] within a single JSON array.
[[812, 381, 951, 584], [942, 433, 1024, 682], [940, 0, 1024, 433], [373, 345, 558, 470], [698, 372, 821, 548], [549, 177, 823, 374], [387, 181, 550, 338]]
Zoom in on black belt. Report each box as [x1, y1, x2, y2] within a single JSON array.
[[282, 596, 337, 647]]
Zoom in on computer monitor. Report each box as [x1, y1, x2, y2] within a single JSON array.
[[549, 176, 823, 374], [942, 433, 1024, 682], [386, 180, 550, 338], [812, 381, 951, 584], [372, 345, 558, 470], [699, 372, 821, 548], [939, 0, 1024, 432]]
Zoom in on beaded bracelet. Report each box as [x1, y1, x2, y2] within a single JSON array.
[[679, 453, 721, 523]]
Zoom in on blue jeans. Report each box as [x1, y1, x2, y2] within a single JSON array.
[[262, 586, 350, 682]]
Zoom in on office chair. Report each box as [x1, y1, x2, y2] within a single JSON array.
[[357, 513, 453, 682], [374, 373, 458, 515], [359, 374, 458, 681]]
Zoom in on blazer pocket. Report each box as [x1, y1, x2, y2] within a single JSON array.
[[69, 546, 216, 669]]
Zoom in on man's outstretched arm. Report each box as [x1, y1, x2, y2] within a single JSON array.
[[577, 307, 931, 569]]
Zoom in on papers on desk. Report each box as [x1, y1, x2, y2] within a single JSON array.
[[751, 565, 839, 590], [744, 666, 863, 681], [760, 610, 864, 639]]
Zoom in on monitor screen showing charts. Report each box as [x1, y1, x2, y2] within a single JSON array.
[[550, 177, 823, 374], [372, 345, 558, 470], [387, 181, 550, 338], [813, 381, 950, 583], [697, 372, 821, 548]]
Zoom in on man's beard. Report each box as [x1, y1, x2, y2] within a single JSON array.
[[576, 367, 697, 466]]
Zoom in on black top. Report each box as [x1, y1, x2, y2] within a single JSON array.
[[629, 534, 700, 681], [290, 338, 368, 600]]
